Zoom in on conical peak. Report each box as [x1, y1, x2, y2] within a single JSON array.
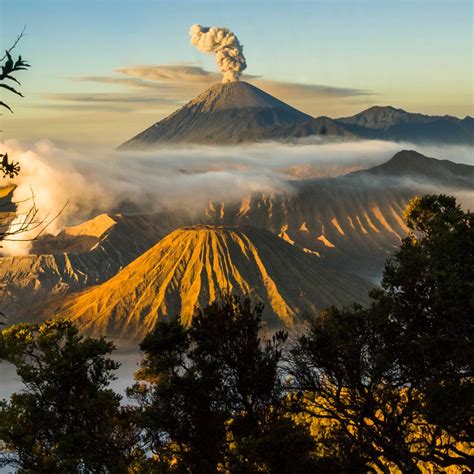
[[118, 80, 312, 147], [42, 222, 373, 339], [187, 81, 304, 113], [160, 225, 277, 249], [169, 224, 247, 236]]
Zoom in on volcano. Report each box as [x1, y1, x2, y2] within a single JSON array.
[[118, 81, 339, 147], [41, 225, 372, 339], [3, 152, 472, 321], [118, 82, 473, 147]]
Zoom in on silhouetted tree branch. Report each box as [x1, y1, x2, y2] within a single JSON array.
[[0, 28, 29, 182]]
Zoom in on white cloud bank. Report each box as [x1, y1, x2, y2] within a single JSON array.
[[1, 139, 472, 255]]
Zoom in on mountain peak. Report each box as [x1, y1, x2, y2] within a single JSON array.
[[390, 149, 427, 160], [355, 150, 474, 188], [42, 224, 372, 339], [118, 81, 312, 148], [363, 105, 408, 114], [186, 81, 303, 113], [338, 105, 420, 129]]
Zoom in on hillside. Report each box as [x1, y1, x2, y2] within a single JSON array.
[[352, 150, 474, 188], [41, 225, 373, 339], [252, 116, 355, 142], [119, 81, 313, 147], [0, 212, 195, 321], [2, 151, 472, 322], [337, 106, 473, 145]]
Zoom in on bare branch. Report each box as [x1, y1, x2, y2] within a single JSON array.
[[0, 26, 26, 61]]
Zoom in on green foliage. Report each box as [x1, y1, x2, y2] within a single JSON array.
[[0, 194, 471, 471], [289, 305, 425, 471], [289, 194, 473, 471], [0, 39, 30, 114], [0, 319, 139, 473], [378, 194, 474, 438], [129, 296, 317, 472], [1, 31, 30, 180]]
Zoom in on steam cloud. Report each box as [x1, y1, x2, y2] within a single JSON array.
[[189, 24, 247, 83], [1, 139, 472, 256]]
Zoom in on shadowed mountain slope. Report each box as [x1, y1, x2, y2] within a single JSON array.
[[118, 81, 347, 147], [201, 150, 474, 280], [250, 116, 356, 142], [337, 106, 473, 145], [352, 150, 474, 188], [41, 225, 373, 339]]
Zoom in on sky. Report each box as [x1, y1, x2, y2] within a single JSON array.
[[0, 0, 472, 146]]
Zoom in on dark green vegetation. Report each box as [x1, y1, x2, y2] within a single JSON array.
[[0, 320, 139, 472], [0, 194, 472, 473], [0, 30, 29, 182], [128, 297, 318, 473], [0, 31, 30, 247]]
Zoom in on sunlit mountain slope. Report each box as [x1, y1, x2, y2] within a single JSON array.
[[42, 225, 372, 339], [1, 151, 471, 322]]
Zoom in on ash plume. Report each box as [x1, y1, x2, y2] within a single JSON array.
[[189, 24, 247, 83]]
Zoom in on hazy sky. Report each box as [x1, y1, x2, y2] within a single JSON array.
[[1, 0, 472, 145]]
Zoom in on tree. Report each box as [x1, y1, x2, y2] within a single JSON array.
[[1, 28, 30, 181], [0, 29, 44, 252], [0, 319, 140, 473], [288, 195, 473, 472], [376, 194, 473, 441], [129, 296, 318, 472], [288, 305, 427, 472]]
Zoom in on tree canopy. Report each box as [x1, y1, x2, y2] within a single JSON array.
[[0, 319, 139, 473], [0, 194, 471, 472], [288, 194, 473, 471]]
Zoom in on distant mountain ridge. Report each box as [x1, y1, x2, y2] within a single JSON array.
[[351, 150, 474, 188], [337, 106, 473, 145], [338, 106, 435, 129], [119, 82, 473, 147]]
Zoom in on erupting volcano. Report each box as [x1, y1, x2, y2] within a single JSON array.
[[118, 80, 317, 148]]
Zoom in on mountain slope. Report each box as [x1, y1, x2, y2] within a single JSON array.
[[119, 81, 314, 147], [3, 151, 472, 322], [337, 106, 473, 145], [42, 225, 373, 339], [0, 212, 196, 321], [253, 116, 356, 142], [338, 106, 432, 129], [201, 151, 474, 280], [352, 150, 474, 187]]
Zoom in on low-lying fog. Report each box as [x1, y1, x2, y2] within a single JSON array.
[[2, 138, 473, 255]]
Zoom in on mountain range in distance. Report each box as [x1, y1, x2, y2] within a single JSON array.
[[1, 150, 472, 336], [119, 81, 473, 148]]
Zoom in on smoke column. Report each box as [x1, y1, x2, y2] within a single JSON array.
[[189, 24, 247, 83]]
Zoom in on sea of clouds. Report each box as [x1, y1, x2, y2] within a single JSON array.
[[1, 138, 473, 255]]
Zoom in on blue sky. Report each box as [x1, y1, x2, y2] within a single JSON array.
[[1, 0, 472, 144]]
